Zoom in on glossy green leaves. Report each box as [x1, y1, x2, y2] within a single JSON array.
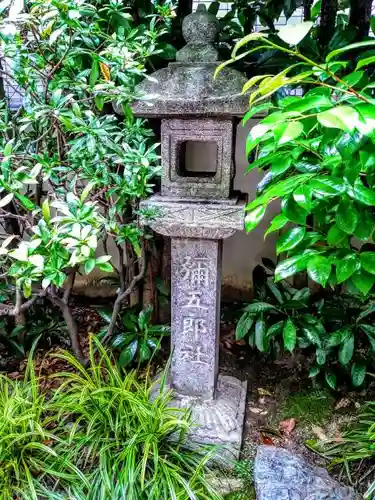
[[277, 227, 305, 254]]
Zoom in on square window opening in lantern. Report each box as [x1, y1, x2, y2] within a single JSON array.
[[178, 140, 218, 178]]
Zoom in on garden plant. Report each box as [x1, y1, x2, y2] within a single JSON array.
[[0, 0, 174, 363]]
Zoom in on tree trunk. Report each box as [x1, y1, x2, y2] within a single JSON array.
[[303, 0, 314, 21], [318, 0, 338, 50], [349, 0, 372, 40]]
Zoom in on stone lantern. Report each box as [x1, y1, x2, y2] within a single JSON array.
[[133, 4, 248, 458]]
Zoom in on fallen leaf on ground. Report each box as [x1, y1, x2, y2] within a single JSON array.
[[312, 425, 329, 442], [257, 387, 273, 397], [335, 397, 352, 410], [260, 435, 274, 445], [249, 406, 268, 415], [279, 418, 296, 435]]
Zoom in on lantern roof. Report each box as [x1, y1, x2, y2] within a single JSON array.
[[132, 4, 248, 118]]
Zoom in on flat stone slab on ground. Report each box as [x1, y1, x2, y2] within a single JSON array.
[[254, 445, 357, 500]]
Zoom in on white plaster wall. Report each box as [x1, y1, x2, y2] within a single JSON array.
[[222, 119, 278, 292]]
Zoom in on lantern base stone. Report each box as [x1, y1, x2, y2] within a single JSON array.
[[154, 374, 247, 461]]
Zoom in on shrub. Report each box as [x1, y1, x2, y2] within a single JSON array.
[[98, 304, 170, 367], [50, 337, 220, 499], [237, 260, 375, 388], [218, 29, 375, 295], [0, 0, 174, 362]]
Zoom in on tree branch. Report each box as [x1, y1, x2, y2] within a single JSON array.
[[101, 241, 146, 344], [48, 283, 85, 364]]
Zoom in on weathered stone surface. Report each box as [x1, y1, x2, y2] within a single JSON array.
[[254, 446, 357, 500], [177, 4, 219, 63], [131, 63, 248, 118], [153, 374, 247, 460], [131, 4, 248, 117], [140, 195, 245, 239], [171, 237, 220, 397], [161, 118, 234, 199]]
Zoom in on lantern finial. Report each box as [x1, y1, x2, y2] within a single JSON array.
[[177, 4, 219, 62]]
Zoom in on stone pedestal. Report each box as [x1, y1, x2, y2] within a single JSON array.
[[141, 195, 247, 459]]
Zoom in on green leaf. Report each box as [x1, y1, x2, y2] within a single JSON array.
[[309, 176, 345, 196], [340, 71, 365, 87], [327, 41, 375, 62], [360, 252, 375, 274], [336, 254, 360, 283], [327, 224, 347, 246], [245, 205, 266, 232], [255, 316, 267, 352], [89, 60, 100, 86], [139, 342, 151, 362], [236, 313, 255, 340], [317, 106, 359, 131], [267, 321, 284, 339], [356, 55, 375, 70], [281, 198, 307, 225], [339, 334, 354, 365], [243, 102, 277, 123], [275, 254, 309, 281], [274, 121, 304, 145], [96, 261, 114, 273], [278, 21, 313, 45], [316, 348, 326, 365], [357, 303, 375, 322], [354, 212, 373, 240], [349, 179, 375, 206], [283, 318, 296, 352], [352, 270, 375, 295], [284, 94, 333, 113], [244, 302, 277, 313], [94, 95, 104, 111], [159, 42, 177, 60], [265, 214, 288, 237], [351, 362, 366, 387], [246, 125, 269, 155], [335, 199, 358, 234], [247, 174, 314, 210], [327, 330, 343, 347], [307, 255, 331, 287], [119, 340, 138, 367], [301, 326, 322, 347], [84, 259, 96, 274], [15, 193, 34, 211], [293, 185, 312, 212], [276, 227, 305, 255], [309, 366, 320, 378], [42, 199, 50, 223], [325, 371, 337, 390], [360, 324, 375, 351]]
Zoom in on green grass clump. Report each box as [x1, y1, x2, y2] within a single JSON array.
[[0, 352, 85, 499], [0, 338, 220, 499], [277, 389, 334, 425], [50, 336, 220, 499]]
